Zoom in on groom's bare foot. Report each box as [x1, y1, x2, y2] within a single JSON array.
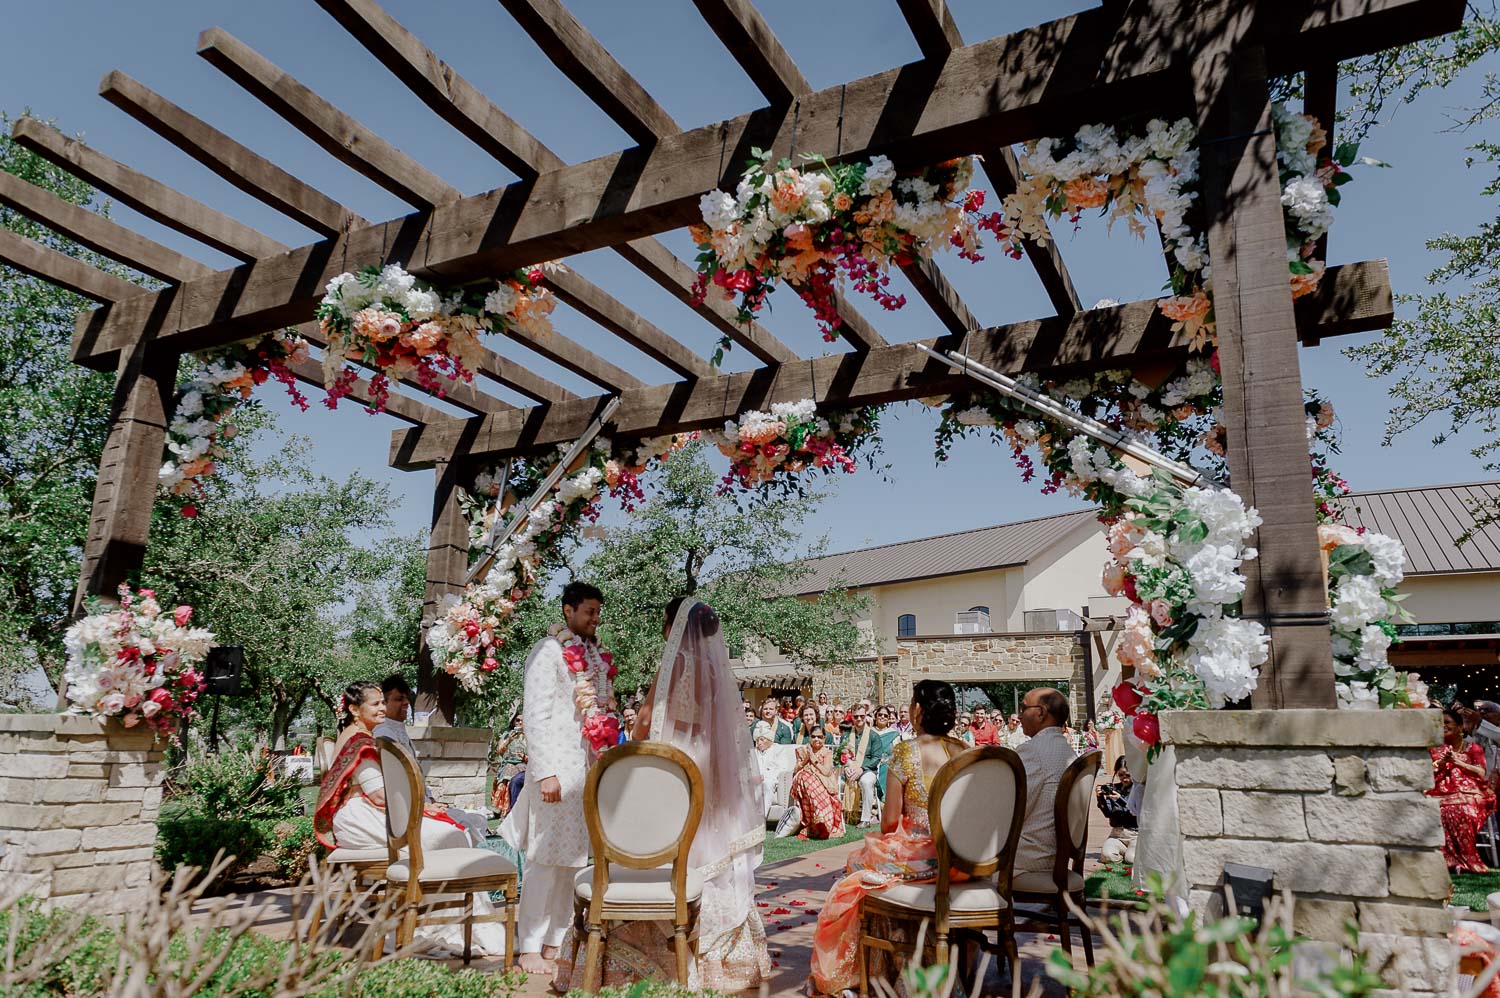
[[518, 952, 553, 975]]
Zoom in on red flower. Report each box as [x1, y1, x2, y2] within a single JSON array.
[[582, 713, 620, 752], [180, 505, 198, 519], [1111, 682, 1143, 716], [528, 268, 545, 285], [1132, 712, 1161, 746], [562, 644, 587, 673], [771, 907, 792, 915], [251, 367, 270, 385], [1122, 574, 1139, 603], [481, 658, 499, 672], [173, 606, 192, 627]]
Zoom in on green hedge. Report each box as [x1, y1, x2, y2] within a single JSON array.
[[156, 814, 322, 885]]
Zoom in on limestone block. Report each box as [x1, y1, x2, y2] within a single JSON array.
[[0, 802, 62, 830], [1357, 901, 1454, 937], [123, 861, 154, 888], [1175, 749, 1333, 791], [1292, 898, 1358, 941], [66, 763, 109, 779], [108, 762, 161, 788], [1358, 932, 1456, 992], [52, 864, 126, 896], [48, 851, 100, 870], [1183, 839, 1388, 898], [100, 846, 155, 864], [438, 776, 486, 796], [1176, 789, 1223, 837], [38, 779, 104, 804], [1333, 756, 1367, 796], [1187, 888, 1223, 920], [13, 829, 82, 856], [1221, 791, 1307, 840], [1304, 794, 1443, 848], [425, 759, 486, 779], [1161, 708, 1440, 748], [0, 777, 36, 804], [0, 754, 69, 779], [61, 802, 140, 827], [1386, 849, 1452, 901], [1365, 753, 1435, 793], [82, 823, 158, 850]]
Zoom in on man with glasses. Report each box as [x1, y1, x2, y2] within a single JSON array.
[[1014, 688, 1080, 875], [758, 697, 793, 744], [837, 705, 883, 828]]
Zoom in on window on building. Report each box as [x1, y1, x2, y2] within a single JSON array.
[[897, 614, 917, 638]]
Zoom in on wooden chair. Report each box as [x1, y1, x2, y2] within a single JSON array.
[[858, 745, 1027, 998], [376, 735, 518, 968], [573, 740, 705, 993], [302, 735, 388, 944], [1012, 749, 1103, 966]]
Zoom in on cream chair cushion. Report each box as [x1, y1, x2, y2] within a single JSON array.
[[595, 755, 693, 858], [1012, 869, 1086, 894], [326, 847, 390, 865], [387, 848, 516, 882], [573, 865, 704, 905], [877, 881, 1006, 913]]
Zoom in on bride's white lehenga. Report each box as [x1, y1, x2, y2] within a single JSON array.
[[314, 730, 510, 958], [555, 600, 772, 992]]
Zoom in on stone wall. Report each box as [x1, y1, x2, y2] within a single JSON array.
[[811, 632, 1088, 717], [409, 725, 492, 811], [1162, 709, 1452, 996], [0, 714, 165, 916]]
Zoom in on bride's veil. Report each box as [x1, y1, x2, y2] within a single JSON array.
[[651, 599, 764, 910]]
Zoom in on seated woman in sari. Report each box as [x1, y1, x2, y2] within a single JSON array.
[[315, 681, 508, 957], [1428, 706, 1497, 873], [872, 705, 901, 796], [785, 725, 845, 840], [808, 680, 967, 997]]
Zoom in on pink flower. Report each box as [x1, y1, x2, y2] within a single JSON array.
[[138, 589, 156, 600], [1132, 713, 1160, 746], [582, 713, 621, 753], [562, 645, 588, 673], [122, 713, 141, 728], [1148, 599, 1174, 628], [173, 605, 193, 627], [481, 658, 499, 672], [1101, 562, 1127, 597]]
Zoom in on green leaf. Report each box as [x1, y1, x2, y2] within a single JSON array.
[[1334, 141, 1360, 167], [1289, 259, 1315, 275]]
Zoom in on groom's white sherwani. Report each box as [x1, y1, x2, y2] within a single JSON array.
[[516, 633, 612, 953]]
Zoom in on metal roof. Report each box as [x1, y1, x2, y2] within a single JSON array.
[[788, 509, 1095, 595], [1332, 480, 1500, 576]]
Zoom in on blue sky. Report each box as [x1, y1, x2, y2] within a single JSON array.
[[4, 0, 1495, 557]]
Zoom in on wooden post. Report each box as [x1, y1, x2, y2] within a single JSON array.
[[1194, 45, 1336, 708], [416, 460, 466, 725]]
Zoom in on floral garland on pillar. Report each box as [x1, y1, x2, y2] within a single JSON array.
[[549, 621, 620, 754], [691, 151, 1008, 357], [315, 262, 559, 412], [159, 331, 311, 516]]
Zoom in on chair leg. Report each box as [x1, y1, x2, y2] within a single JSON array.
[[504, 879, 517, 971], [1055, 895, 1073, 957], [462, 892, 474, 967], [934, 931, 949, 978], [674, 922, 690, 986], [1075, 893, 1095, 967], [369, 884, 390, 962], [1005, 933, 1021, 998], [858, 912, 870, 998], [583, 922, 603, 995]]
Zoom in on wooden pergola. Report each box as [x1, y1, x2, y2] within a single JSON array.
[[2, 0, 1461, 721]]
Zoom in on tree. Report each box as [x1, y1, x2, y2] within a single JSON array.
[[0, 112, 149, 703], [1340, 7, 1500, 532], [581, 442, 873, 694]]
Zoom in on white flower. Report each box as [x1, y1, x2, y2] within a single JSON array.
[[1337, 679, 1381, 710], [1184, 616, 1267, 707], [1183, 543, 1248, 606], [484, 284, 518, 316], [700, 189, 739, 230], [860, 155, 896, 196], [1090, 299, 1120, 311], [1280, 175, 1333, 241], [954, 406, 996, 427], [403, 287, 441, 321], [374, 264, 416, 302], [1330, 575, 1388, 631], [1181, 488, 1262, 547], [1362, 532, 1406, 588], [1354, 624, 1392, 671]]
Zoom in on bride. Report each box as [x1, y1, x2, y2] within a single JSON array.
[[554, 597, 772, 992]]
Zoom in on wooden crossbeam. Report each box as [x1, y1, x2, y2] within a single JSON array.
[[74, 0, 1462, 364], [695, 0, 979, 337], [544, 268, 714, 379], [502, 0, 887, 349], [0, 169, 212, 284], [201, 26, 705, 385], [11, 118, 287, 263], [315, 0, 798, 367], [894, 0, 1082, 317], [0, 226, 144, 303], [388, 258, 1394, 468], [100, 71, 363, 239]]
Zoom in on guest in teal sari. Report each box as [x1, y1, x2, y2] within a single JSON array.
[[871, 705, 901, 797]]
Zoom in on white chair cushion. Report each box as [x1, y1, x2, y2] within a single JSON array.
[[573, 865, 704, 905], [326, 847, 389, 864], [877, 881, 1007, 913], [387, 848, 516, 882], [1012, 869, 1086, 894]]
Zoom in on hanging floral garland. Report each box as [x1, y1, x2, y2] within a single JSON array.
[[159, 331, 310, 517], [64, 584, 215, 738], [1320, 522, 1422, 709], [690, 151, 1008, 357], [716, 400, 883, 494], [315, 262, 559, 413]]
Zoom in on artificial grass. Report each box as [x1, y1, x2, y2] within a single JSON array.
[[763, 824, 867, 866], [1085, 863, 1144, 904], [1451, 870, 1500, 911]]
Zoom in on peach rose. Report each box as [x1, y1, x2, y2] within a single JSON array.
[[1063, 175, 1110, 210], [1318, 523, 1361, 551], [1148, 599, 1174, 628], [1101, 562, 1128, 597]]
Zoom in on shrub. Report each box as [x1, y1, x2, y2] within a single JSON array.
[[173, 750, 304, 823], [155, 815, 270, 886], [264, 816, 322, 881]]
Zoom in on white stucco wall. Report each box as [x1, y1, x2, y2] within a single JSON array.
[[1397, 572, 1500, 625], [1016, 517, 1110, 630]]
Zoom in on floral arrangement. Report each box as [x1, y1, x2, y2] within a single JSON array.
[[550, 621, 620, 754], [315, 262, 558, 413], [1095, 705, 1126, 732], [1319, 522, 1425, 709], [716, 399, 882, 493], [428, 465, 606, 693], [63, 584, 215, 735], [159, 332, 310, 516], [691, 150, 1006, 354]]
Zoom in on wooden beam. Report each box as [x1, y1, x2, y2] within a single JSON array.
[[73, 0, 1463, 362], [388, 258, 1394, 468], [0, 169, 212, 284], [417, 461, 465, 724], [473, 355, 575, 405], [497, 0, 677, 147], [0, 227, 145, 303], [100, 70, 364, 238], [318, 0, 799, 366], [505, 320, 643, 394], [892, 3, 1082, 316], [11, 118, 287, 263], [545, 268, 714, 379], [1304, 59, 1338, 274]]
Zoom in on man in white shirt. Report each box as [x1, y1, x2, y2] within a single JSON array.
[[1469, 701, 1500, 789], [374, 674, 489, 846], [1013, 687, 1080, 874]]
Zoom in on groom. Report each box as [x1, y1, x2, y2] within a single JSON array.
[[515, 581, 613, 976]]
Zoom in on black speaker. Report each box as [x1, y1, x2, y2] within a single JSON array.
[[203, 645, 245, 696]]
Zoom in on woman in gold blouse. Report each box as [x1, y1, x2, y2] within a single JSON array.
[[808, 680, 967, 995]]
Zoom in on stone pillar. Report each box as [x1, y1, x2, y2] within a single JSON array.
[[0, 715, 165, 916], [1164, 709, 1453, 995], [409, 725, 492, 811]]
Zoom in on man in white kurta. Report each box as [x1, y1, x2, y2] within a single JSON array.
[[516, 583, 613, 976], [1013, 688, 1079, 874]]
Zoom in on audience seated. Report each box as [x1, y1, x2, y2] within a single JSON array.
[[837, 704, 882, 828], [1013, 687, 1080, 875]]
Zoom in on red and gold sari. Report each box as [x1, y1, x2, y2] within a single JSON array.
[[790, 744, 845, 840], [313, 730, 462, 850], [1428, 742, 1496, 873]]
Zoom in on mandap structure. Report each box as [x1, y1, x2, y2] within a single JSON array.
[[4, 0, 1465, 725]]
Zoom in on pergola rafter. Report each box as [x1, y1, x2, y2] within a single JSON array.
[[12, 0, 1462, 721]]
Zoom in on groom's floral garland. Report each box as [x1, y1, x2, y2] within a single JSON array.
[[316, 262, 559, 413], [159, 331, 310, 515], [550, 622, 620, 754], [691, 150, 1007, 356]]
